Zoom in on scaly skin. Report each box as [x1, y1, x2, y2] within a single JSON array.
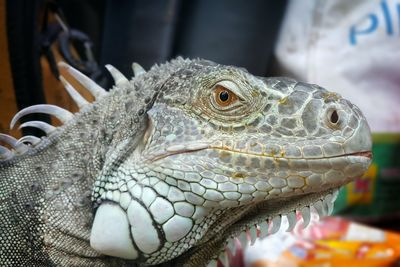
[[0, 58, 372, 266]]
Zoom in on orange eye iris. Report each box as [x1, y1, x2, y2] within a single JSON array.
[[215, 85, 238, 106]]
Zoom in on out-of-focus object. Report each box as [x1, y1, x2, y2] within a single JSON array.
[[0, 0, 19, 137], [39, 1, 106, 119], [275, 0, 400, 133], [245, 217, 400, 267], [274, 0, 400, 222], [0, 0, 105, 138]]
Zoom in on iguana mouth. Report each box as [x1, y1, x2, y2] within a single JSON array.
[[209, 148, 373, 162], [147, 142, 372, 163], [348, 151, 372, 159]]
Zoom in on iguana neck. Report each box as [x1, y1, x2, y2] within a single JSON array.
[[0, 87, 148, 266]]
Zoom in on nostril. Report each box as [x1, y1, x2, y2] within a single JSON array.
[[326, 108, 342, 129], [330, 110, 339, 124]]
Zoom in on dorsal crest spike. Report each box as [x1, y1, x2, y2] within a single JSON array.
[[18, 121, 56, 135], [58, 61, 107, 99], [10, 104, 74, 129], [105, 64, 130, 87], [59, 76, 90, 109], [0, 133, 28, 153], [132, 62, 146, 77], [0, 145, 13, 160]]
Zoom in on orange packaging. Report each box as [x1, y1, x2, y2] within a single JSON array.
[[250, 217, 400, 267]]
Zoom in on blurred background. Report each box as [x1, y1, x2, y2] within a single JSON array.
[[0, 0, 399, 266]]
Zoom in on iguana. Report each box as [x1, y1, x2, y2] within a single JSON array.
[[0, 58, 372, 266]]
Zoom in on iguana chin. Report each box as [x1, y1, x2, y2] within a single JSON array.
[[0, 58, 372, 266]]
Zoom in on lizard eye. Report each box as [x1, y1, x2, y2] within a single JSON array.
[[214, 85, 238, 107]]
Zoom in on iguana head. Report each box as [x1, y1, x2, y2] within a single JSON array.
[[89, 59, 372, 266]]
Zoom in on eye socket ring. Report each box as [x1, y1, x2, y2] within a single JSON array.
[[214, 85, 238, 107]]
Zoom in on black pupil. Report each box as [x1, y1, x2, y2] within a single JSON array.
[[219, 91, 229, 102]]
